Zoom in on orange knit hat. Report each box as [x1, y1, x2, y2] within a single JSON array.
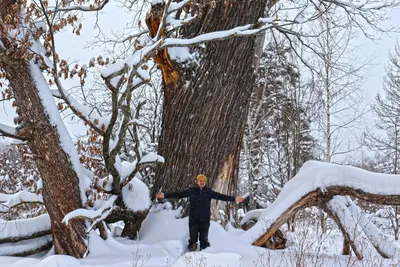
[[196, 174, 207, 182]]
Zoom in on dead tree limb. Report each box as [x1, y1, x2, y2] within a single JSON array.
[[0, 235, 52, 256], [244, 161, 400, 260], [0, 214, 51, 244], [323, 198, 364, 260]]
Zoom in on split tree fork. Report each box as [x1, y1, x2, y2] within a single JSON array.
[[156, 174, 245, 251]]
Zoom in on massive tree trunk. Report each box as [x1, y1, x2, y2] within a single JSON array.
[[0, 1, 87, 258], [153, 0, 268, 219]]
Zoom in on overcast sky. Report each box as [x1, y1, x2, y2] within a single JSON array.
[[360, 8, 400, 102]]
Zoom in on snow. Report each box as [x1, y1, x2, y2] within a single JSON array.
[[243, 160, 400, 244], [0, 191, 43, 210], [63, 195, 117, 225], [326, 197, 366, 258], [168, 0, 190, 12], [122, 178, 150, 212], [128, 118, 146, 127], [0, 214, 50, 241], [151, 0, 164, 5], [0, 123, 17, 137], [240, 209, 264, 225], [0, 235, 51, 256], [139, 152, 165, 164], [110, 75, 122, 89], [115, 159, 137, 179], [166, 14, 197, 29], [167, 47, 197, 64], [3, 204, 400, 266], [343, 196, 400, 257], [57, 3, 105, 11], [137, 66, 150, 82], [258, 17, 275, 24], [101, 41, 161, 79], [162, 21, 276, 47], [173, 252, 242, 267]]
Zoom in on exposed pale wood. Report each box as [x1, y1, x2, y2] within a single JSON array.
[[253, 190, 322, 247]]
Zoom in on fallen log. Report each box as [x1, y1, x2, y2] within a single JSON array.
[[242, 161, 400, 259], [0, 214, 51, 244], [343, 196, 400, 258], [0, 235, 52, 256]]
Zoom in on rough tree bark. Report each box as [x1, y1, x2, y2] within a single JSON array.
[[0, 1, 87, 257], [152, 0, 268, 219]]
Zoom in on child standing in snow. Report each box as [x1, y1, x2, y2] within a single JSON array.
[[156, 174, 245, 251]]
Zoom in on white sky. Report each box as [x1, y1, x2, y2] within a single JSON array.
[[359, 8, 400, 104]]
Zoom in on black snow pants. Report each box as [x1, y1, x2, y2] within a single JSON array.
[[188, 219, 210, 250]]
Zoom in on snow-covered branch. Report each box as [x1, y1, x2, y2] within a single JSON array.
[[54, 0, 110, 12], [242, 161, 400, 259], [0, 235, 52, 257], [38, 0, 110, 136], [122, 153, 165, 187], [324, 0, 395, 12], [62, 195, 117, 225], [0, 214, 50, 244], [0, 123, 25, 141], [324, 197, 364, 260], [343, 196, 400, 258], [0, 191, 43, 213], [101, 17, 283, 81], [161, 19, 278, 47]]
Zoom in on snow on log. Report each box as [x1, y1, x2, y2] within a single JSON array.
[[62, 195, 117, 225], [0, 214, 51, 244], [240, 209, 264, 226], [344, 196, 400, 258], [138, 152, 165, 164], [122, 178, 150, 212], [0, 122, 23, 140], [0, 191, 43, 212], [242, 160, 400, 255], [0, 235, 52, 256], [323, 197, 364, 260]]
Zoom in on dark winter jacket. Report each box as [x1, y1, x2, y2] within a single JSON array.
[[164, 186, 235, 222]]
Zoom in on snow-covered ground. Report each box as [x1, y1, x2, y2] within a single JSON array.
[[2, 203, 400, 267]]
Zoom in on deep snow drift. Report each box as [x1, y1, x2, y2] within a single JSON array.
[[2, 161, 400, 266]]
